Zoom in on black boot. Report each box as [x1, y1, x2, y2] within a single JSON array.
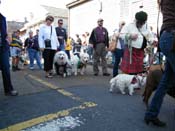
[[12, 65, 16, 71], [144, 117, 166, 127], [5, 90, 18, 96], [15, 65, 21, 71]]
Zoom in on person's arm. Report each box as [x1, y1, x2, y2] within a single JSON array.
[[121, 23, 138, 41], [38, 25, 45, 51], [144, 25, 157, 46], [64, 29, 68, 42], [89, 29, 95, 45], [53, 26, 60, 48], [24, 38, 28, 48], [103, 28, 109, 48]]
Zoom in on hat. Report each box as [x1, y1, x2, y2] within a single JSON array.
[[97, 18, 103, 22], [135, 11, 148, 22]]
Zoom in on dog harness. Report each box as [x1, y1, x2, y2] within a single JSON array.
[[77, 61, 86, 69]]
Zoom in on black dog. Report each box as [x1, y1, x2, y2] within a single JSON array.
[[54, 63, 67, 77]]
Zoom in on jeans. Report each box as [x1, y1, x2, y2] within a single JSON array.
[[0, 48, 14, 93], [113, 48, 124, 77], [28, 48, 42, 69], [58, 44, 65, 51], [87, 46, 93, 60], [145, 31, 175, 119], [65, 50, 71, 59]]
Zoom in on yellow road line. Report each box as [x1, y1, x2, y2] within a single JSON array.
[[28, 74, 59, 90], [28, 74, 83, 102], [0, 102, 97, 131]]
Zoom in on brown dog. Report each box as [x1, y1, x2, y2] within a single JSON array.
[[142, 69, 162, 107], [142, 67, 175, 108]]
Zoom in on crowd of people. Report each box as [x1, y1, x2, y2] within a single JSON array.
[[0, 0, 175, 128]]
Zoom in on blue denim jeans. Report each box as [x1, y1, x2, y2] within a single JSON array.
[[113, 48, 124, 77], [145, 31, 175, 119], [58, 44, 65, 51], [0, 48, 14, 93], [28, 48, 42, 69]]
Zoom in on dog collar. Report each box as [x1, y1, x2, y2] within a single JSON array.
[[134, 75, 145, 87]]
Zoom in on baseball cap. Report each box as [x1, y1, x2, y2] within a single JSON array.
[[97, 18, 103, 22]]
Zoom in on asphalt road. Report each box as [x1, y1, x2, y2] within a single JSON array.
[[0, 65, 175, 131]]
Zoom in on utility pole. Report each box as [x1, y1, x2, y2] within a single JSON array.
[[98, 0, 102, 14]]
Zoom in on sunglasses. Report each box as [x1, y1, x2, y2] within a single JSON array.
[[59, 22, 63, 25], [47, 18, 53, 22]]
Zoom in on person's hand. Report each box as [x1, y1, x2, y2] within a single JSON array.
[[40, 48, 44, 52], [130, 34, 138, 40], [89, 44, 93, 48], [106, 47, 109, 51], [115, 32, 120, 38]]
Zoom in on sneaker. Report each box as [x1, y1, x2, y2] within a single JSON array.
[[45, 74, 53, 78], [12, 66, 16, 71], [5, 90, 18, 96]]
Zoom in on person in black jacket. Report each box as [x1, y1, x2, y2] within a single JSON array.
[[0, 0, 18, 96], [24, 30, 42, 70], [89, 18, 110, 76], [55, 19, 67, 51]]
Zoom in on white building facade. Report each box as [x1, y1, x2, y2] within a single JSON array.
[[67, 0, 160, 38]]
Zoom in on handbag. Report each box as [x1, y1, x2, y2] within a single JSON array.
[[108, 33, 118, 52], [44, 39, 51, 48], [44, 26, 52, 48], [141, 34, 147, 50]]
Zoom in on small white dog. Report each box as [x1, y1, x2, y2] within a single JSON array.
[[109, 74, 146, 95], [19, 50, 28, 69], [71, 52, 89, 76], [53, 51, 69, 77]]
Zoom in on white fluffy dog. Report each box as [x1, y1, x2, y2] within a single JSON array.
[[53, 51, 69, 77], [109, 74, 146, 95], [71, 52, 89, 76]]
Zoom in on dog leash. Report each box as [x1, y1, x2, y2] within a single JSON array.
[[157, 0, 164, 73], [146, 0, 164, 73]]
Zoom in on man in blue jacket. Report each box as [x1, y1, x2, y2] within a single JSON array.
[[55, 19, 67, 51], [0, 0, 18, 96]]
